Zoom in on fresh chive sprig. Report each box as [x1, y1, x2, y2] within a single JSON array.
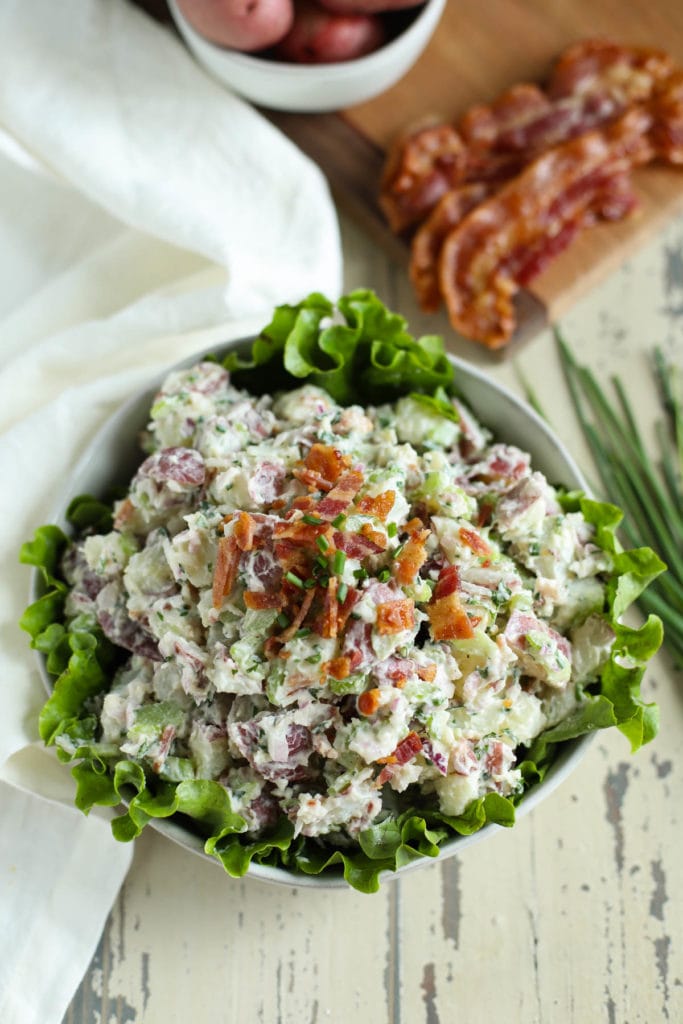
[[555, 329, 682, 666]]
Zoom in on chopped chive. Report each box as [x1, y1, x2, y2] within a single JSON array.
[[353, 567, 368, 582], [337, 582, 348, 604], [316, 554, 328, 569], [332, 550, 346, 574], [378, 569, 391, 583], [319, 575, 330, 588], [303, 514, 322, 525], [295, 627, 312, 638], [316, 535, 330, 553], [285, 571, 304, 589], [276, 612, 290, 629], [387, 522, 398, 537], [332, 514, 346, 529], [303, 578, 317, 590], [392, 542, 405, 560]]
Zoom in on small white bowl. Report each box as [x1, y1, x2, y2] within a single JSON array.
[[33, 336, 593, 889], [168, 0, 447, 112]]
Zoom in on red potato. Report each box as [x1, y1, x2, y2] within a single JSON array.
[[175, 0, 294, 51], [275, 0, 386, 63], [317, 0, 425, 11]]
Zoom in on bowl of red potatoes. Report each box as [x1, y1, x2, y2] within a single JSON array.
[[168, 0, 446, 111]]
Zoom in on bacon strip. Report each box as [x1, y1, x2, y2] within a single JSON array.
[[380, 122, 467, 233], [234, 511, 255, 552], [321, 576, 339, 639], [376, 599, 415, 635], [244, 590, 283, 610], [439, 108, 654, 348], [428, 591, 474, 641], [356, 490, 396, 521], [277, 587, 317, 643]]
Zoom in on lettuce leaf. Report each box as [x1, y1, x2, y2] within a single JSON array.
[[20, 290, 664, 892]]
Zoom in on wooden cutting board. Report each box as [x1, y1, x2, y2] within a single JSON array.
[[267, 0, 683, 351]]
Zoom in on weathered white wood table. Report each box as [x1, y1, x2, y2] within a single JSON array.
[[63, 210, 682, 1024]]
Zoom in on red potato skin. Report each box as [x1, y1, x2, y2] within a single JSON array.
[[176, 0, 294, 51], [317, 0, 425, 11], [275, 1, 386, 63]]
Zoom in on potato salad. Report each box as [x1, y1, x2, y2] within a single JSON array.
[[60, 360, 614, 844]]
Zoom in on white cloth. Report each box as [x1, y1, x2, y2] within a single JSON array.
[[0, 2, 342, 1022]]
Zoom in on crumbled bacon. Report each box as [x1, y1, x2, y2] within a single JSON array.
[[357, 688, 382, 716], [356, 490, 396, 521], [317, 470, 364, 521], [234, 511, 255, 552], [324, 655, 352, 680], [334, 530, 384, 557], [393, 528, 430, 585], [277, 587, 317, 643], [360, 522, 387, 551], [294, 443, 351, 492], [433, 564, 460, 600], [321, 576, 339, 639], [417, 663, 437, 682], [244, 590, 283, 610], [428, 589, 474, 641], [458, 526, 492, 558], [212, 535, 239, 609], [376, 599, 415, 635], [376, 730, 423, 766]]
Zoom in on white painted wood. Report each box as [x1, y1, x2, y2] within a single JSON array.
[[63, 210, 683, 1024]]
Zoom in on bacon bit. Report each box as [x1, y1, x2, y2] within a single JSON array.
[[317, 470, 364, 521], [244, 590, 283, 610], [288, 495, 317, 513], [334, 531, 384, 557], [357, 688, 382, 716], [274, 539, 309, 578], [417, 663, 437, 682], [269, 498, 288, 511], [404, 517, 426, 536], [394, 731, 423, 764], [234, 511, 255, 552], [393, 676, 407, 689], [476, 500, 495, 528], [356, 490, 396, 521], [274, 519, 329, 544], [433, 564, 461, 600], [376, 755, 398, 765], [324, 655, 352, 680], [298, 443, 351, 492], [320, 576, 339, 640], [375, 764, 396, 786], [360, 522, 387, 551], [376, 599, 415, 635], [428, 591, 474, 641], [277, 587, 317, 643], [459, 526, 492, 558], [212, 535, 239, 609], [393, 529, 429, 585]]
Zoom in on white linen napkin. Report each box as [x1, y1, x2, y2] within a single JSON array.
[[0, 2, 342, 1021]]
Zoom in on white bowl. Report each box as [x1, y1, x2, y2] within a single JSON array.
[[32, 335, 594, 888], [168, 0, 447, 112]]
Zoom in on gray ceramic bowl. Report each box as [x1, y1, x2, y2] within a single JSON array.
[[33, 336, 592, 888]]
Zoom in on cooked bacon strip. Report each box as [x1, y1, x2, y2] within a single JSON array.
[[393, 528, 430, 585], [212, 535, 240, 609], [410, 183, 492, 313], [380, 122, 467, 232], [376, 599, 415, 635], [234, 511, 255, 552], [356, 490, 396, 521], [439, 108, 654, 347], [547, 39, 675, 103], [317, 470, 364, 521], [244, 590, 283, 610]]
